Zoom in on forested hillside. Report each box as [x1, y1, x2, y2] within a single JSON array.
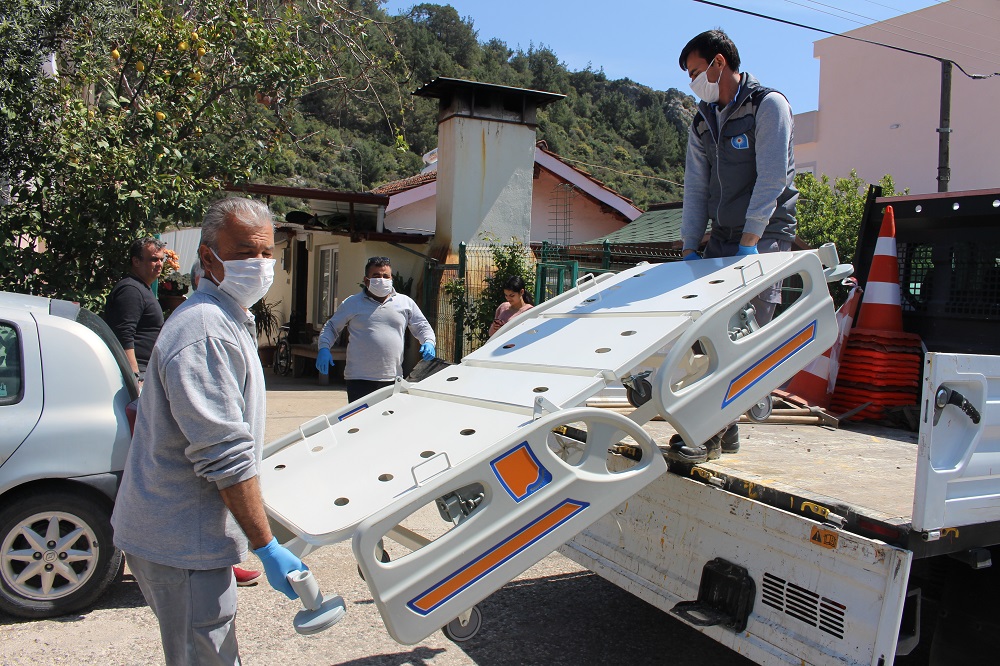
[[268, 2, 696, 209]]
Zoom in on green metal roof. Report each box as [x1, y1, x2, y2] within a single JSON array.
[[583, 206, 684, 245]]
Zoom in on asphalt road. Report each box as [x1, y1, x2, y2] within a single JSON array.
[[0, 373, 753, 666]]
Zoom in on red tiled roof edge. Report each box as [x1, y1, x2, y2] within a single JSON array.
[[371, 171, 438, 196]]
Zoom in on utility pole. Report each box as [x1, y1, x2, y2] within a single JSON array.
[[937, 59, 952, 193]]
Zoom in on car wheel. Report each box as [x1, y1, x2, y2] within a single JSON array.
[[0, 489, 122, 618]]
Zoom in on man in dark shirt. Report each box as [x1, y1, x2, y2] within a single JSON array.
[[104, 236, 166, 381]]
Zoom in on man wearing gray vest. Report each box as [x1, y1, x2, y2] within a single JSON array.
[[673, 29, 798, 463]]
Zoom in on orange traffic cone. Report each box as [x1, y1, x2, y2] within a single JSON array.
[[855, 205, 904, 332], [783, 278, 862, 409], [832, 205, 923, 421]]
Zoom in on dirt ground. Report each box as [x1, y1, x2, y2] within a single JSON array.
[[0, 374, 751, 666]]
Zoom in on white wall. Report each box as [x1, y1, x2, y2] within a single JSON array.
[[435, 116, 536, 249], [384, 183, 436, 234], [802, 0, 1000, 193]]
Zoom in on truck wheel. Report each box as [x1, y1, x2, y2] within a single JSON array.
[[443, 604, 482, 642], [0, 490, 122, 618]]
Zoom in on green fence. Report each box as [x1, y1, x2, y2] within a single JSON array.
[[422, 241, 684, 362]]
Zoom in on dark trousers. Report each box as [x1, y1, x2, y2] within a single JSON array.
[[346, 379, 394, 404]]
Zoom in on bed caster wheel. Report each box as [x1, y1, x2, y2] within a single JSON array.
[[442, 605, 482, 642], [746, 394, 773, 422], [357, 539, 391, 581], [625, 376, 652, 407]]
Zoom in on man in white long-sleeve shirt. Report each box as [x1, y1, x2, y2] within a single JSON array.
[[316, 256, 436, 403], [673, 29, 799, 463]]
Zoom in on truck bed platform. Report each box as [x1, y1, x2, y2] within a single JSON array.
[[639, 417, 999, 558]]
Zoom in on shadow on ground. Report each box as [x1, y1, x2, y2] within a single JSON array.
[[0, 573, 148, 626], [319, 570, 753, 666]]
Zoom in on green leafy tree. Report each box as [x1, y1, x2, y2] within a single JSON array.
[[445, 236, 535, 350], [794, 170, 904, 267], [286, 4, 694, 209], [469, 236, 536, 345], [1, 0, 404, 309]]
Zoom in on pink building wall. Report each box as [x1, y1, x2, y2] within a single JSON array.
[[797, 0, 1000, 193], [529, 169, 629, 245]]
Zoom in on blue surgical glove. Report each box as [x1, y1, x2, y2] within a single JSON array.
[[736, 244, 759, 256], [683, 252, 700, 261], [315, 347, 333, 373], [419, 341, 436, 361], [254, 537, 306, 600]]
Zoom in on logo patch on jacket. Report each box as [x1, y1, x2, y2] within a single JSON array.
[[731, 134, 749, 150]]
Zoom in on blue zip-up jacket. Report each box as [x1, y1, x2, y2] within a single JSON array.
[[681, 72, 798, 251]]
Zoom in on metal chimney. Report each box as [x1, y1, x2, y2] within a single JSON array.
[[413, 78, 565, 251]]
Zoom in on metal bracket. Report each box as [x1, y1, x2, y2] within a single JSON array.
[[435, 483, 486, 525], [671, 558, 756, 633], [533, 395, 560, 420], [729, 303, 760, 341]]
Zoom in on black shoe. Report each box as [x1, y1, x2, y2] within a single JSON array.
[[719, 423, 740, 454], [666, 433, 719, 464]]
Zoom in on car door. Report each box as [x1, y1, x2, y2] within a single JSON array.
[[912, 352, 1000, 532], [0, 310, 43, 468]]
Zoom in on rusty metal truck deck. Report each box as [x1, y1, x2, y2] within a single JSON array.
[[635, 418, 961, 557]]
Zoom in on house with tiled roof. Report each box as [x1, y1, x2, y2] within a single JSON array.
[[372, 140, 641, 246], [234, 79, 647, 367]]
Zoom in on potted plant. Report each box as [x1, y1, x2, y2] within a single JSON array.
[[250, 296, 282, 367], [158, 249, 191, 313]]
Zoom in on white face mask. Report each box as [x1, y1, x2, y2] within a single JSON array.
[[210, 249, 275, 308], [689, 61, 720, 104], [366, 277, 393, 298]]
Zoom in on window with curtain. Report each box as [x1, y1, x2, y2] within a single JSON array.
[[317, 246, 339, 321]]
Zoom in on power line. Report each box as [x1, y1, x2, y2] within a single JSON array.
[[692, 0, 1000, 79], [859, 0, 1000, 46], [795, 0, 1000, 59], [784, 0, 1000, 67], [556, 155, 685, 187], [928, 0, 1000, 26]]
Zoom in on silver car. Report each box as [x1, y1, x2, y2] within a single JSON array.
[[0, 291, 138, 618]]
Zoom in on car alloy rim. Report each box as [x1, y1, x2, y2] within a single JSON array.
[[1, 511, 100, 602]]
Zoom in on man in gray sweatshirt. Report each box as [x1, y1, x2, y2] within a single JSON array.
[[673, 29, 799, 463], [316, 256, 436, 403], [112, 197, 306, 665]]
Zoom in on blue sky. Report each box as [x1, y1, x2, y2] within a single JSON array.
[[381, 0, 946, 113]]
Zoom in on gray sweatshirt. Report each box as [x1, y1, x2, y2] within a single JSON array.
[[112, 280, 265, 570], [318, 290, 435, 381]]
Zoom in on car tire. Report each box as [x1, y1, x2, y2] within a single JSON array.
[[0, 489, 122, 618]]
